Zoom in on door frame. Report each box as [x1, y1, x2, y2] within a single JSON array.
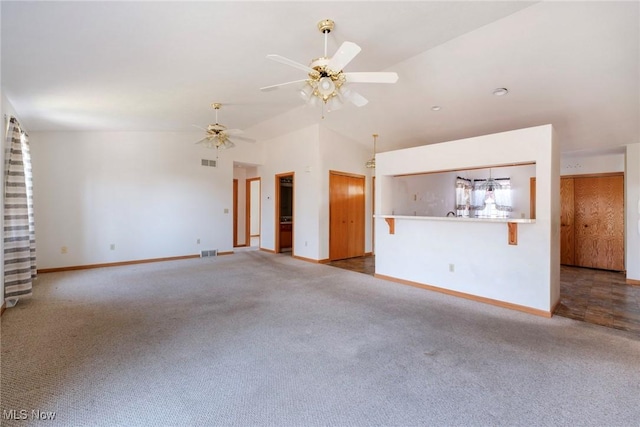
[[275, 172, 295, 254], [245, 177, 261, 247], [233, 179, 240, 247]]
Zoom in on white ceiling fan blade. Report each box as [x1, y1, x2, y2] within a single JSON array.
[[344, 72, 399, 84], [345, 89, 369, 107], [224, 128, 244, 135], [260, 79, 308, 92], [266, 54, 318, 76], [229, 135, 256, 143], [327, 41, 361, 72], [192, 124, 208, 132], [194, 136, 210, 145]]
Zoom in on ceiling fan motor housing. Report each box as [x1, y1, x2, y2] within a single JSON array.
[[317, 19, 334, 34]]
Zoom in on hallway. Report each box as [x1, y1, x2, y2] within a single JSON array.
[[328, 257, 640, 334]]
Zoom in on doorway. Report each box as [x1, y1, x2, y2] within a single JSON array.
[[329, 171, 365, 261], [275, 173, 294, 254], [246, 178, 261, 248], [233, 179, 240, 247], [531, 173, 625, 270]]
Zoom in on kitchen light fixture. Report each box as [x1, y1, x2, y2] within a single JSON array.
[[431, 105, 442, 111], [365, 134, 378, 169], [476, 168, 500, 192]]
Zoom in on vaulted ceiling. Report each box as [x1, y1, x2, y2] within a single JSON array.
[[2, 1, 638, 154]]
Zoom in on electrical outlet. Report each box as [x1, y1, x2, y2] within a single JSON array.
[[61, 246, 68, 254], [110, 244, 115, 250], [197, 238, 201, 244], [449, 264, 455, 272]]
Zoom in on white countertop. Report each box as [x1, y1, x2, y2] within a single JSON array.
[[375, 215, 535, 224]]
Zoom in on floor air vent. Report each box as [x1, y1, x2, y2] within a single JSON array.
[[200, 249, 218, 258]]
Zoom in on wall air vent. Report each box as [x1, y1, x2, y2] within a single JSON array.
[[201, 159, 217, 168], [200, 249, 218, 257]]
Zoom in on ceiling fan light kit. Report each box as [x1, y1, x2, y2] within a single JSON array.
[[261, 19, 399, 112]]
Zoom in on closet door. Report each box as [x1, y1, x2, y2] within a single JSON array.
[[330, 172, 365, 260], [330, 173, 350, 260], [574, 175, 624, 271], [560, 178, 575, 265], [347, 175, 365, 257]]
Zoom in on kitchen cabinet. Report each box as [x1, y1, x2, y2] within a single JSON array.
[[280, 223, 292, 249]]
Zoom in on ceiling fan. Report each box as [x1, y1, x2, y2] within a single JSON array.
[[194, 103, 255, 150], [260, 19, 398, 112]]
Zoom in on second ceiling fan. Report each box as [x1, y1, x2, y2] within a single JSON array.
[[261, 19, 398, 112], [194, 103, 255, 150]]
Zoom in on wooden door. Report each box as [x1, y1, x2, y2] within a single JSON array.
[[330, 172, 365, 260], [574, 175, 624, 271], [330, 173, 350, 260], [348, 175, 365, 256], [560, 178, 575, 265], [233, 179, 238, 247]]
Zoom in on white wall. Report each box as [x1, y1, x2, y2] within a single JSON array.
[[259, 124, 322, 259], [256, 124, 373, 261], [376, 125, 559, 313], [392, 171, 457, 217], [561, 152, 625, 175], [29, 131, 263, 269], [319, 126, 373, 258], [626, 144, 640, 281]]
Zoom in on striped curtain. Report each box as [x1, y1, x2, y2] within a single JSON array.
[[4, 117, 36, 303]]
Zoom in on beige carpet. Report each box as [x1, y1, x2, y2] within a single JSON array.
[[2, 251, 639, 426]]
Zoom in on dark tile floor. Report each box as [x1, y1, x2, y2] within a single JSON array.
[[328, 255, 375, 276], [556, 265, 640, 334], [328, 256, 640, 334]]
